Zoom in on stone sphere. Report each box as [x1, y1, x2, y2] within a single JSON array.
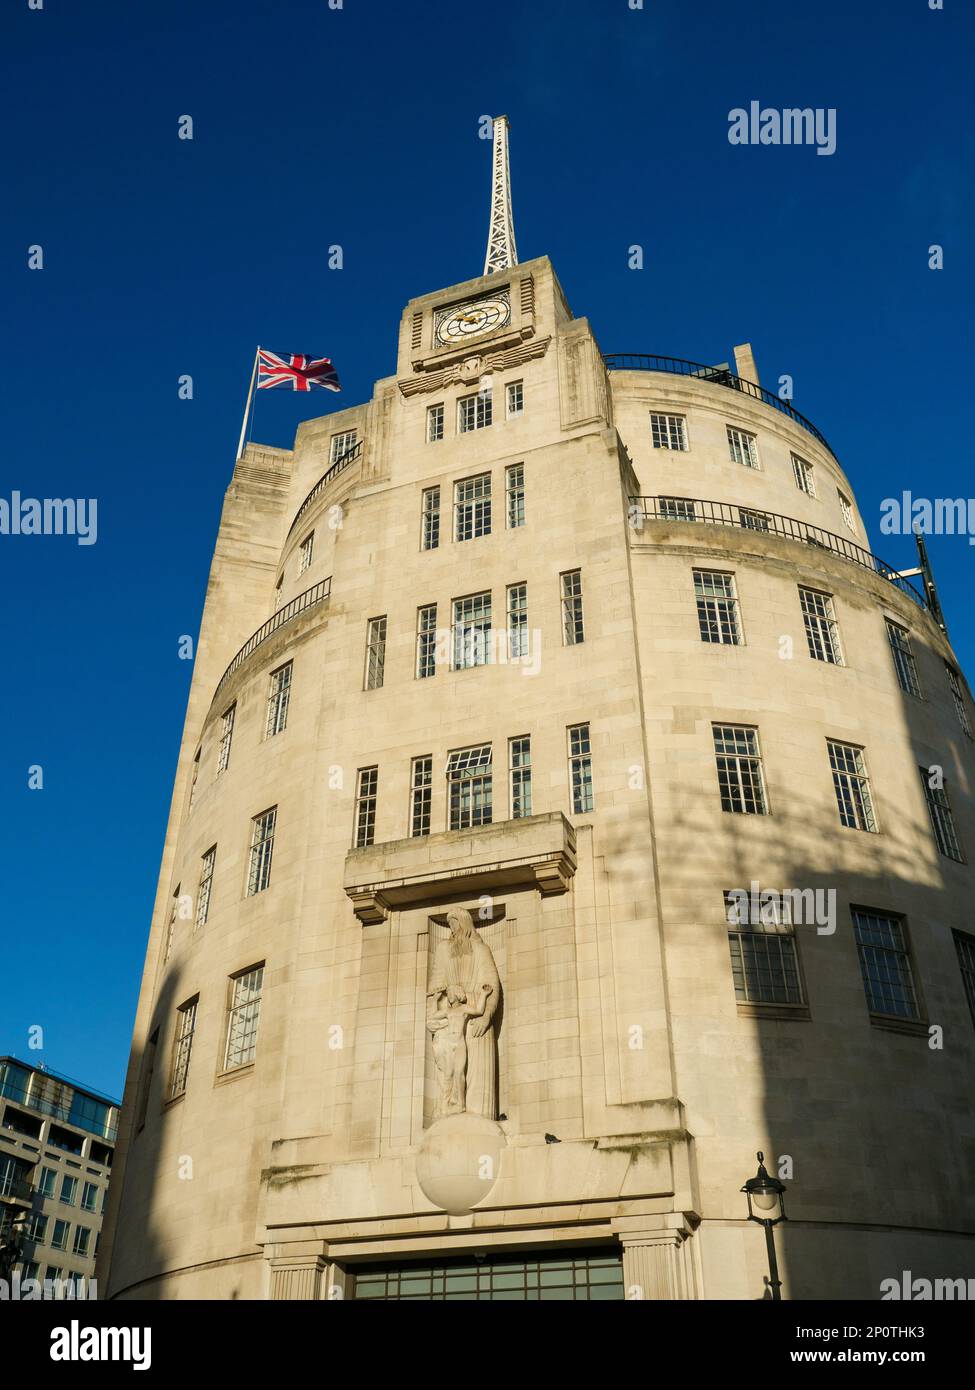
[[416, 1112, 506, 1215]]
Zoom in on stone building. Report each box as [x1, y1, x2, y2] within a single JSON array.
[[100, 121, 975, 1300]]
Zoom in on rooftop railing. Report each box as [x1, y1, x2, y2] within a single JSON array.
[[213, 579, 332, 699], [629, 495, 928, 610], [287, 440, 363, 539], [603, 354, 834, 458]]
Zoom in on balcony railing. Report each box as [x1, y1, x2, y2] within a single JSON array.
[[213, 579, 332, 698], [287, 440, 363, 539], [629, 495, 928, 610], [603, 354, 834, 458]]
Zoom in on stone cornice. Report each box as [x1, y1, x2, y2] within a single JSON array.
[[397, 334, 551, 398]]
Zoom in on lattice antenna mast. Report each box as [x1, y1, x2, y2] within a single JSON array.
[[483, 115, 519, 276]]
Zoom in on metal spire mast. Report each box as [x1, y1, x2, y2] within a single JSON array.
[[483, 115, 519, 276]]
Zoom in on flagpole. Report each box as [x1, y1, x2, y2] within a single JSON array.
[[235, 346, 260, 461]]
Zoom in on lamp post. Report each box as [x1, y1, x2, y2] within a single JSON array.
[[741, 1151, 787, 1300]]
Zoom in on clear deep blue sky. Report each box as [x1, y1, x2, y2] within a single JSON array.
[[2, 0, 972, 1098]]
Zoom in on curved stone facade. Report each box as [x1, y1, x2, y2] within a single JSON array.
[[100, 256, 975, 1300]]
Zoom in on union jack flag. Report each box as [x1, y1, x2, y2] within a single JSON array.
[[257, 348, 341, 392]]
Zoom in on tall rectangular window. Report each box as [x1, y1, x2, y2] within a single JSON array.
[[712, 724, 767, 814], [568, 723, 594, 813], [189, 749, 200, 811], [266, 662, 293, 737], [427, 403, 444, 442], [26, 1211, 48, 1242], [60, 1175, 77, 1206], [725, 894, 804, 1006], [38, 1167, 56, 1199], [416, 604, 437, 679], [446, 745, 493, 830], [421, 486, 441, 551], [298, 531, 314, 574], [51, 1220, 69, 1251], [650, 413, 687, 451], [365, 616, 387, 690], [506, 463, 525, 528], [561, 569, 585, 646], [247, 807, 276, 895], [217, 703, 236, 775], [507, 583, 528, 660], [410, 755, 433, 838], [224, 965, 264, 1070], [81, 1182, 98, 1213], [330, 430, 357, 463], [164, 887, 179, 963], [838, 490, 856, 532], [800, 587, 843, 665], [354, 767, 378, 848], [506, 380, 524, 417], [135, 1028, 158, 1133], [169, 997, 198, 1099], [791, 453, 816, 496], [727, 426, 759, 469], [454, 473, 492, 541], [886, 620, 920, 696], [920, 766, 963, 861], [453, 592, 492, 669], [694, 570, 741, 645], [196, 846, 216, 927], [509, 736, 532, 819], [828, 741, 877, 832], [852, 909, 919, 1020], [458, 388, 492, 432], [953, 930, 975, 1027], [946, 664, 972, 737], [72, 1227, 91, 1258]]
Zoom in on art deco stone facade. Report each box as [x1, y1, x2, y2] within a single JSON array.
[[99, 256, 975, 1300]]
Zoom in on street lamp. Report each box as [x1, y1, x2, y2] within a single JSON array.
[[741, 1151, 787, 1300]]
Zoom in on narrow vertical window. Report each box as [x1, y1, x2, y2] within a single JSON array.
[[247, 807, 276, 895], [427, 403, 444, 442], [188, 749, 200, 811], [354, 767, 378, 847], [953, 930, 975, 1027], [274, 574, 284, 610], [446, 745, 493, 830], [196, 846, 216, 926], [852, 909, 919, 1020], [421, 486, 441, 551], [507, 583, 528, 660], [365, 617, 387, 690], [409, 755, 433, 837], [727, 426, 759, 469], [509, 736, 532, 819], [886, 621, 920, 696], [454, 473, 492, 541], [217, 703, 236, 774], [791, 454, 816, 496], [266, 661, 293, 736], [224, 965, 264, 1070], [800, 588, 843, 665], [828, 741, 877, 831], [453, 592, 492, 669], [169, 997, 198, 1099], [946, 663, 972, 737], [694, 571, 741, 645], [712, 724, 767, 814], [298, 531, 314, 574], [416, 604, 437, 679], [164, 887, 179, 963], [568, 724, 594, 813], [506, 380, 524, 417], [920, 766, 963, 861], [837, 490, 856, 532], [650, 413, 687, 451], [135, 1028, 158, 1133], [561, 569, 585, 645], [506, 462, 525, 528], [330, 430, 357, 464], [458, 389, 492, 432]]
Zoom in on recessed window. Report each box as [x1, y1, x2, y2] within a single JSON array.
[[738, 507, 770, 532], [188, 749, 200, 812], [712, 724, 767, 815], [409, 755, 433, 838], [454, 473, 492, 541], [800, 587, 843, 665], [650, 413, 687, 451], [266, 662, 293, 736], [725, 893, 804, 1006], [828, 740, 877, 831], [217, 703, 236, 775], [196, 847, 216, 927], [59, 1175, 77, 1206], [659, 496, 696, 521], [838, 490, 856, 532], [507, 583, 528, 660], [506, 381, 524, 417], [886, 621, 921, 696], [51, 1219, 69, 1251], [447, 744, 493, 830], [135, 1029, 158, 1133], [727, 426, 759, 469], [506, 463, 525, 528], [953, 930, 975, 1027], [458, 388, 492, 433], [920, 766, 963, 861], [247, 807, 276, 895], [852, 909, 919, 1021], [568, 723, 594, 814], [365, 616, 387, 691], [354, 767, 378, 848], [298, 531, 314, 575], [330, 430, 357, 464], [416, 604, 437, 679], [38, 1167, 56, 1199], [561, 569, 585, 646], [694, 571, 741, 645], [164, 886, 179, 963], [274, 574, 284, 610], [792, 454, 816, 496], [427, 403, 444, 442], [509, 735, 532, 819], [81, 1182, 98, 1213], [224, 965, 264, 1071], [421, 486, 441, 551], [169, 997, 198, 1099], [26, 1211, 48, 1242], [72, 1226, 90, 1259], [946, 663, 972, 737], [453, 592, 492, 669]]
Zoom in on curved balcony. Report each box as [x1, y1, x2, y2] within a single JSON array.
[[629, 495, 928, 610], [604, 353, 834, 459], [212, 579, 332, 701], [287, 441, 364, 540]]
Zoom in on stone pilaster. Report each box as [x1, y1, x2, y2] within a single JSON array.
[[268, 1254, 327, 1301], [614, 1213, 699, 1300]]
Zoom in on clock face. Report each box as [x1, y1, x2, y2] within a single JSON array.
[[435, 293, 511, 347]]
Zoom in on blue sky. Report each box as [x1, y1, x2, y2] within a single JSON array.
[[2, 0, 972, 1099]]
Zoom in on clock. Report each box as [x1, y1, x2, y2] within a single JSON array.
[[434, 292, 511, 347]]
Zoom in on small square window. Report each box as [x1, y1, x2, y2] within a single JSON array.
[[650, 413, 687, 451]]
